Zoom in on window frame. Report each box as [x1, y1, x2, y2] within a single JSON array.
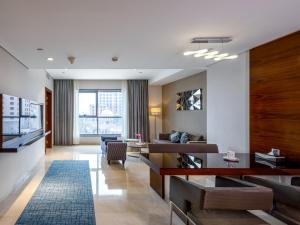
[[79, 89, 123, 136]]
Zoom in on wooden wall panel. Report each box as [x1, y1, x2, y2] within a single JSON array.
[[250, 31, 300, 162], [0, 94, 2, 143]]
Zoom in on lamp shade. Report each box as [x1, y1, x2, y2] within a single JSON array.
[[150, 107, 161, 115]]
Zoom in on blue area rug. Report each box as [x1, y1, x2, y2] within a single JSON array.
[[15, 160, 96, 225]]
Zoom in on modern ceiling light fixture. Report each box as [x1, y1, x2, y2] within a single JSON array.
[[183, 36, 238, 61], [47, 57, 54, 61], [183, 48, 209, 56]]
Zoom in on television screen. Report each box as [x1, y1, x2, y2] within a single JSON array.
[[1, 94, 43, 135]]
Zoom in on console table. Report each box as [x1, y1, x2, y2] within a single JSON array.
[[140, 152, 300, 198]]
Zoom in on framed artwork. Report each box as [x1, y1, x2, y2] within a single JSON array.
[[176, 89, 202, 111]]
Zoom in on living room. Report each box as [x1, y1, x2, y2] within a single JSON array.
[[1, 1, 300, 225]]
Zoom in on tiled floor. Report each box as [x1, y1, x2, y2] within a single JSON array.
[[0, 145, 286, 225], [0, 145, 183, 225]]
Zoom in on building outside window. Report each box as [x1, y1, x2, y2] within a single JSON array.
[[78, 90, 123, 136]]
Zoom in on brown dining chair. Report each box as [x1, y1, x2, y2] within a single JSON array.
[[170, 176, 273, 225], [291, 176, 300, 187], [244, 176, 300, 225]]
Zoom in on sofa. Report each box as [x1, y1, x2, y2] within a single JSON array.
[[155, 131, 206, 144]]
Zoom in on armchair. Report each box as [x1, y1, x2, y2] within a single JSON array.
[[106, 142, 127, 166], [100, 136, 122, 154], [170, 176, 273, 225]]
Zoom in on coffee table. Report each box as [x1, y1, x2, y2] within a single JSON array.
[[127, 142, 149, 157]]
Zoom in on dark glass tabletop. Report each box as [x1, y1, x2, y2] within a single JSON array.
[[140, 152, 300, 175]]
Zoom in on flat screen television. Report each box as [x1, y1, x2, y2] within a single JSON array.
[[0, 94, 43, 137]]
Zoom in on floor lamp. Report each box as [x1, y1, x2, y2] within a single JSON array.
[[150, 107, 161, 140]]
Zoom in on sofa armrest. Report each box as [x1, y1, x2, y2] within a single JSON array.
[[159, 133, 170, 140]]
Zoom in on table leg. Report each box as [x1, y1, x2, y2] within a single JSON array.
[[150, 168, 165, 199]]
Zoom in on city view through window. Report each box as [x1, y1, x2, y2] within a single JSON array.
[[79, 90, 123, 135]]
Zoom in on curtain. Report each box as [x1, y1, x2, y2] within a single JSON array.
[[73, 80, 80, 144], [122, 81, 128, 139], [54, 80, 74, 145], [127, 80, 150, 142]]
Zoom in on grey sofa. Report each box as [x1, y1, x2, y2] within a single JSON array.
[[170, 176, 273, 225], [155, 132, 206, 144], [244, 176, 300, 225]]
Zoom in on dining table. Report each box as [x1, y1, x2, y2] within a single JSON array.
[[140, 152, 300, 198]]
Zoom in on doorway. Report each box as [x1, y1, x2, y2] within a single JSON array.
[[45, 88, 53, 151]]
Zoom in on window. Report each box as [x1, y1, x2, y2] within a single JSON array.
[[79, 90, 123, 135]]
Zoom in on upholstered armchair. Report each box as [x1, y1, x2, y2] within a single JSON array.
[[106, 142, 127, 166], [170, 176, 273, 225], [100, 136, 122, 154]]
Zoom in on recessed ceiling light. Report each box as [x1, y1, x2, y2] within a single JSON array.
[[47, 57, 54, 61], [36, 48, 44, 51]]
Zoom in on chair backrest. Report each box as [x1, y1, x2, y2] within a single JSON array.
[[170, 176, 273, 214], [204, 176, 273, 211], [107, 142, 127, 160], [244, 176, 300, 210], [148, 143, 218, 153], [291, 176, 300, 187]]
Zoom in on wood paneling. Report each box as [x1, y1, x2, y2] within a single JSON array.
[[45, 88, 52, 149], [0, 94, 2, 143], [250, 31, 300, 162]]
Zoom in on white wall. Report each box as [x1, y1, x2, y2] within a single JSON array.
[[149, 86, 162, 141], [0, 46, 53, 203], [207, 52, 249, 153]]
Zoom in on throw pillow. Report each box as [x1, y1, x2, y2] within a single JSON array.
[[170, 131, 181, 143], [180, 132, 189, 144]]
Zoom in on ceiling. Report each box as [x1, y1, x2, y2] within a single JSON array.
[[0, 0, 300, 83]]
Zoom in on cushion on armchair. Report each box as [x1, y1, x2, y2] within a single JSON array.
[[101, 136, 117, 141]]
